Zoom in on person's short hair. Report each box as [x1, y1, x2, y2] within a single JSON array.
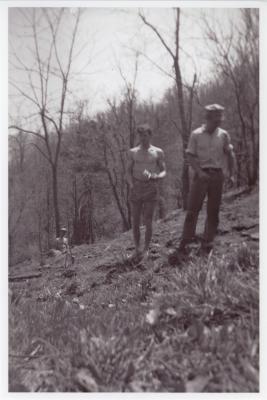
[[137, 123, 152, 134]]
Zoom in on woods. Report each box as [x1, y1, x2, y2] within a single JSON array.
[[8, 8, 259, 266]]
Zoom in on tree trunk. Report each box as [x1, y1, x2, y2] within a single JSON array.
[[139, 8, 192, 210], [52, 164, 60, 236], [107, 170, 130, 231], [8, 233, 13, 266], [72, 176, 80, 244], [38, 217, 44, 266], [87, 188, 95, 244], [126, 184, 132, 228], [46, 175, 52, 249], [181, 157, 190, 210], [249, 117, 259, 185], [174, 38, 190, 207]]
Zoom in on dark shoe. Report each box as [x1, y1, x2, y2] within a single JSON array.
[[178, 238, 192, 251], [127, 250, 143, 263], [199, 242, 213, 254], [168, 248, 187, 266], [168, 249, 180, 266]]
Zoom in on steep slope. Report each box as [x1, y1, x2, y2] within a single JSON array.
[[9, 189, 259, 392]]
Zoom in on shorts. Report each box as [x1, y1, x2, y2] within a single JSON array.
[[129, 179, 159, 203]]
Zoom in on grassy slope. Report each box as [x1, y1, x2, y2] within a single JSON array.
[[8, 190, 259, 392]]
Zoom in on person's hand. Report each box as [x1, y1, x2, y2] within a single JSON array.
[[228, 175, 235, 187], [198, 170, 209, 181], [150, 173, 158, 180], [143, 169, 152, 180]]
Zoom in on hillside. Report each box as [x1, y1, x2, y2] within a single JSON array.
[[8, 188, 259, 392]]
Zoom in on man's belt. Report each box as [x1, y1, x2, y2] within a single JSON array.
[[202, 168, 222, 173]]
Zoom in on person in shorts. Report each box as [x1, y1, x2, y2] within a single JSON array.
[[127, 123, 167, 260]]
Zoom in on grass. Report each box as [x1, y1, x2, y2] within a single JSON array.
[[9, 241, 259, 392]]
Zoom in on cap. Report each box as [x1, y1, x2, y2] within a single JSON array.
[[205, 104, 225, 113], [137, 123, 152, 134]]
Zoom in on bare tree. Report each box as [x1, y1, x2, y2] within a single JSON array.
[[99, 118, 131, 231], [97, 54, 140, 231], [8, 131, 27, 173], [139, 8, 197, 208], [115, 51, 140, 148], [202, 9, 259, 186], [9, 8, 82, 235]]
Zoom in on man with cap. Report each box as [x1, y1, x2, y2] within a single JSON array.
[[176, 104, 235, 255], [127, 123, 167, 260]]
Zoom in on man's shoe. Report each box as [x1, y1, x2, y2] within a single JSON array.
[[143, 249, 150, 261], [127, 250, 143, 263], [168, 248, 187, 266], [178, 238, 192, 251], [200, 241, 213, 254]]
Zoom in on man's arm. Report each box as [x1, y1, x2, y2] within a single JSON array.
[[151, 149, 167, 180], [224, 134, 236, 183], [186, 153, 209, 179], [227, 145, 235, 173], [126, 149, 134, 188], [186, 133, 208, 179]]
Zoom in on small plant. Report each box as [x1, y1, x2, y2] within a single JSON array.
[[227, 242, 258, 271]]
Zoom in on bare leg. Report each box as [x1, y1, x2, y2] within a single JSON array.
[[131, 201, 143, 255], [143, 201, 157, 252]]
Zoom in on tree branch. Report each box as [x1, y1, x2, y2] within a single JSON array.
[[139, 11, 175, 59], [9, 125, 45, 141], [9, 81, 40, 108], [29, 142, 52, 164], [42, 113, 59, 134], [43, 8, 65, 78], [137, 49, 175, 81]]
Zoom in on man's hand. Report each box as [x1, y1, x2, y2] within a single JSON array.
[[198, 170, 209, 181], [143, 169, 152, 180], [150, 173, 159, 180], [228, 175, 235, 187]]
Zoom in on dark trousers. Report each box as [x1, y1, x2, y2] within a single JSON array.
[[181, 169, 224, 244]]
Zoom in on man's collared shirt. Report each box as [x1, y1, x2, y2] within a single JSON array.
[[186, 125, 233, 169]]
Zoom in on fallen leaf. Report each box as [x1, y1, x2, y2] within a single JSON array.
[[146, 309, 160, 325], [250, 233, 259, 241], [185, 376, 210, 392], [187, 320, 205, 341], [129, 380, 144, 392], [80, 329, 87, 345], [75, 369, 98, 392], [241, 359, 259, 384], [165, 307, 177, 316], [29, 344, 41, 357], [250, 342, 258, 358]]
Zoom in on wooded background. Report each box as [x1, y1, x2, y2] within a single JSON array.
[[8, 8, 259, 266]]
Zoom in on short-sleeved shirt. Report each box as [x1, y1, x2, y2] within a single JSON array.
[[186, 125, 233, 169]]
